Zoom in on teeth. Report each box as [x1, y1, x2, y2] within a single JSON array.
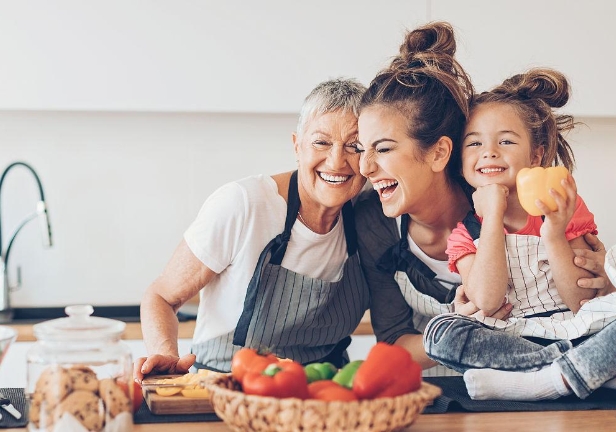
[[372, 180, 398, 190], [320, 173, 349, 183], [480, 168, 505, 174]]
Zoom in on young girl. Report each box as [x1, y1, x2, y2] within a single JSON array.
[[423, 68, 616, 400]]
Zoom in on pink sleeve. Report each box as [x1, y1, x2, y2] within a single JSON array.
[[565, 196, 598, 241], [446, 222, 478, 273]]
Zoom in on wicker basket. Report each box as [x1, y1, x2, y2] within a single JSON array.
[[206, 374, 442, 432]]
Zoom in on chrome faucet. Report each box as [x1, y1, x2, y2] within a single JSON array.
[[0, 162, 53, 323]]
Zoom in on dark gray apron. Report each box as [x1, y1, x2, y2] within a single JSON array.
[[192, 171, 369, 372]]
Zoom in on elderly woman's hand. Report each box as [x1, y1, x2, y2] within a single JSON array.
[[574, 233, 616, 300], [453, 285, 513, 320], [133, 353, 196, 383]]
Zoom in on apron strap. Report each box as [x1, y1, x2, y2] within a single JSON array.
[[269, 170, 300, 265], [461, 211, 481, 241], [376, 214, 436, 278], [341, 200, 357, 256], [376, 213, 457, 303]]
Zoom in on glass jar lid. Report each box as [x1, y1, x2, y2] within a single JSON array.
[[33, 305, 126, 342]]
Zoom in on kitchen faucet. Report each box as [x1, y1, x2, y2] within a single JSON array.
[[0, 162, 53, 323]]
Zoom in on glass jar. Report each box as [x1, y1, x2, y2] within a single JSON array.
[[26, 305, 134, 431]]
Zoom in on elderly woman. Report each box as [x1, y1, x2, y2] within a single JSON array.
[[135, 78, 369, 379]]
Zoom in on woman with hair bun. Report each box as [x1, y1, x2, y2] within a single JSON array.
[[354, 22, 612, 378], [355, 21, 507, 376], [423, 67, 616, 401]]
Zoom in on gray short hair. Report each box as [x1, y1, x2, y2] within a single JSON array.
[[297, 78, 367, 136]]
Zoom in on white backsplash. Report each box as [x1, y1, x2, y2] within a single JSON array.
[[1, 112, 615, 309]]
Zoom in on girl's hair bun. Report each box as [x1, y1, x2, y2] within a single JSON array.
[[499, 68, 570, 108]]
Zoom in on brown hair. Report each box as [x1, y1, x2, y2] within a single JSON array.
[[472, 68, 576, 171], [360, 21, 474, 187]]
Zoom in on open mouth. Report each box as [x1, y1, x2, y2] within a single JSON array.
[[319, 172, 350, 184], [372, 179, 398, 198], [478, 167, 505, 174]]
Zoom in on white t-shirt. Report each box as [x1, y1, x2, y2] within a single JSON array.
[[184, 174, 348, 344], [395, 216, 461, 289]]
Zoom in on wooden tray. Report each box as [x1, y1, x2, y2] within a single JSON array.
[[143, 374, 215, 415]]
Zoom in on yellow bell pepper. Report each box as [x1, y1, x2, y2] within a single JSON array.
[[516, 166, 569, 216]]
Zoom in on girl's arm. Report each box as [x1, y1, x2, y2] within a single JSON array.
[[457, 184, 510, 315], [539, 177, 596, 313], [545, 236, 595, 312]]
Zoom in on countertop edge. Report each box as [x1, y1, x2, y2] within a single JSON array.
[[10, 317, 374, 342]]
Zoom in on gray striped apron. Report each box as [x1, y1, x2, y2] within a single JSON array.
[[192, 171, 370, 372]]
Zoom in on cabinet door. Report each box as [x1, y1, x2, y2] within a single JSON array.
[[432, 0, 616, 117], [0, 1, 427, 113]]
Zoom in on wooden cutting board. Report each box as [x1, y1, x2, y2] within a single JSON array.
[[143, 374, 216, 415]]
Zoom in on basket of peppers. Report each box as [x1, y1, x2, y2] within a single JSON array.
[[206, 342, 442, 432]]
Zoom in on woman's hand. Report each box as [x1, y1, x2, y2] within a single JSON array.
[[453, 285, 512, 319], [133, 353, 196, 383], [574, 233, 615, 299]]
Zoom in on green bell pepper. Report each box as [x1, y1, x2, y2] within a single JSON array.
[[304, 362, 338, 383], [332, 360, 364, 389]]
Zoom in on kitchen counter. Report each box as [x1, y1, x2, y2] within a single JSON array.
[[10, 312, 375, 342], [10, 321, 197, 342], [4, 409, 616, 431]]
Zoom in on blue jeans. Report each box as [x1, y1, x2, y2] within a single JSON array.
[[423, 313, 616, 398]]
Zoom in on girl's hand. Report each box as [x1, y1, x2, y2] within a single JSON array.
[[538, 174, 577, 240], [472, 184, 508, 219], [453, 285, 513, 320]]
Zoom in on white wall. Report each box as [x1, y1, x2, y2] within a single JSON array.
[[2, 113, 615, 308], [431, 0, 616, 117], [1, 111, 298, 306]]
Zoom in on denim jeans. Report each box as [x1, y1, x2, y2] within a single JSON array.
[[423, 313, 616, 398]]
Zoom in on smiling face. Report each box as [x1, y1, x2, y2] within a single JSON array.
[[462, 102, 544, 191], [357, 105, 446, 218], [293, 109, 366, 210]]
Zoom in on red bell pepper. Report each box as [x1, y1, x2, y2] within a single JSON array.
[[308, 380, 358, 401], [231, 347, 279, 383], [242, 360, 310, 399], [352, 342, 422, 399]]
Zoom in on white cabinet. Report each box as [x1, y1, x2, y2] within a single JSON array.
[[1, 1, 612, 116], [432, 0, 616, 117], [0, 1, 427, 113]]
